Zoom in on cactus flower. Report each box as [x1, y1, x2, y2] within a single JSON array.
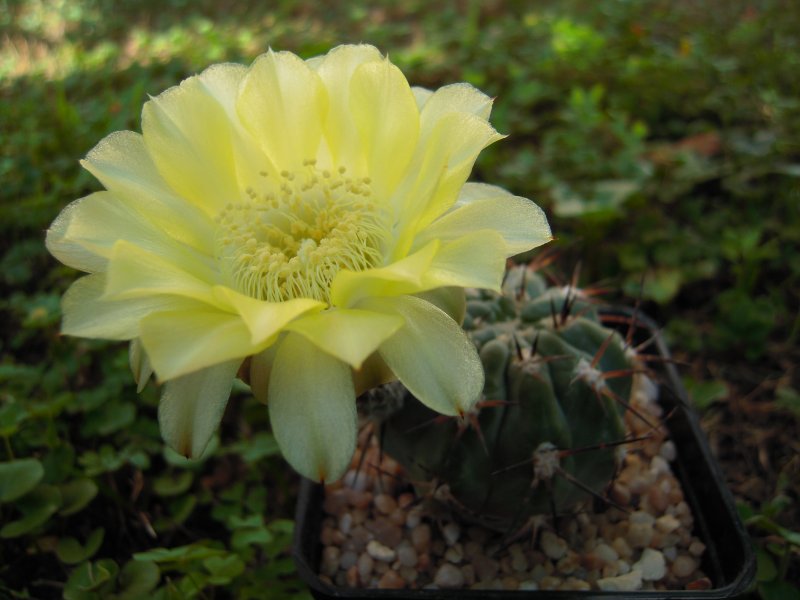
[[46, 44, 551, 482]]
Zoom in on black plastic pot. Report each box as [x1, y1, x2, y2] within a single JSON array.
[[293, 311, 755, 599]]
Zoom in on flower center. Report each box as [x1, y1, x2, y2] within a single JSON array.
[[215, 161, 388, 304]]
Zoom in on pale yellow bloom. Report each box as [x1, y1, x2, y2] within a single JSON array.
[[46, 45, 551, 482]]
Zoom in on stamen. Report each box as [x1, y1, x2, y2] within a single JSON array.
[[215, 161, 388, 304]]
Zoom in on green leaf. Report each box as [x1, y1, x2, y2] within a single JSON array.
[[1, 484, 62, 538], [56, 528, 105, 565], [203, 554, 245, 584], [114, 560, 160, 599], [683, 377, 729, 410], [0, 402, 28, 437], [63, 559, 119, 600], [0, 458, 44, 503], [153, 471, 193, 497], [59, 479, 99, 516], [756, 546, 778, 582], [133, 543, 226, 565], [759, 580, 800, 600]]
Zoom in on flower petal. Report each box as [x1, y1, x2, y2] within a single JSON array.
[[285, 308, 404, 368], [423, 230, 508, 291], [212, 286, 325, 345], [129, 339, 153, 393], [159, 359, 241, 458], [61, 273, 204, 340], [349, 58, 419, 199], [45, 197, 107, 273], [81, 131, 216, 253], [47, 191, 211, 275], [268, 333, 356, 482], [139, 308, 263, 380], [391, 112, 504, 254], [103, 240, 218, 305], [142, 65, 248, 216], [415, 186, 553, 256], [364, 295, 483, 416], [414, 287, 466, 325], [411, 86, 433, 111], [314, 44, 383, 169], [330, 240, 439, 307], [419, 83, 494, 131], [237, 50, 327, 171]]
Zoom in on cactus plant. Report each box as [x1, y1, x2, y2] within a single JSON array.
[[379, 265, 651, 531]]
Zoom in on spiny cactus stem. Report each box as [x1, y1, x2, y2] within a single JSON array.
[[532, 442, 560, 483], [556, 433, 653, 457], [572, 358, 609, 394]]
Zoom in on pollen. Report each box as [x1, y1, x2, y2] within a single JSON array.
[[215, 162, 389, 304]]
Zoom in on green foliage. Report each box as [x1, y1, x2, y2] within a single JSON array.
[[739, 496, 800, 600], [1, 0, 798, 596]]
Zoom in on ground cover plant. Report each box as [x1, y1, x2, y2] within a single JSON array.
[[1, 0, 798, 598]]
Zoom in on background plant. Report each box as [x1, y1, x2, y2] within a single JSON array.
[[1, 0, 798, 597]]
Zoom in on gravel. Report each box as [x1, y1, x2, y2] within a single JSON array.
[[316, 374, 709, 591]]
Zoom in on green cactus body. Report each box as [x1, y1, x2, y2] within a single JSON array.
[[381, 267, 638, 530]]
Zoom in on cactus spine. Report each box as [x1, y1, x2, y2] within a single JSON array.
[[380, 266, 647, 531]]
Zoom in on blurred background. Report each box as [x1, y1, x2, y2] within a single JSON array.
[[0, 0, 797, 597]]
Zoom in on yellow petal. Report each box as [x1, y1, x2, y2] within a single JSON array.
[[48, 191, 212, 276], [285, 308, 404, 368], [364, 296, 483, 416], [159, 359, 241, 458], [61, 273, 204, 340], [330, 240, 439, 308], [422, 230, 508, 291], [45, 196, 107, 273], [411, 86, 433, 111], [142, 64, 247, 216], [249, 344, 279, 404], [139, 308, 262, 380], [81, 131, 215, 253], [415, 185, 553, 255], [349, 59, 419, 199], [212, 286, 325, 345], [314, 44, 383, 169], [268, 333, 356, 482], [129, 339, 153, 393], [419, 83, 494, 132], [391, 112, 504, 255], [103, 240, 218, 305], [237, 50, 327, 171], [414, 287, 466, 325]]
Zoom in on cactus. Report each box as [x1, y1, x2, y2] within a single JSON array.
[[378, 265, 648, 531]]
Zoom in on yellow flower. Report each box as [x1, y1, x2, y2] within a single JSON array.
[[46, 45, 551, 482]]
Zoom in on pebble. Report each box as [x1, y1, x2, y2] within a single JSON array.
[[442, 522, 461, 546], [656, 514, 681, 534], [635, 548, 666, 581], [377, 569, 405, 590], [356, 553, 373, 579], [396, 542, 417, 567], [626, 522, 654, 548], [434, 563, 465, 588], [410, 524, 431, 552], [374, 494, 397, 515], [339, 550, 358, 571], [471, 555, 499, 582], [672, 554, 698, 578], [597, 568, 643, 592], [366, 540, 396, 563], [540, 531, 568, 560]]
